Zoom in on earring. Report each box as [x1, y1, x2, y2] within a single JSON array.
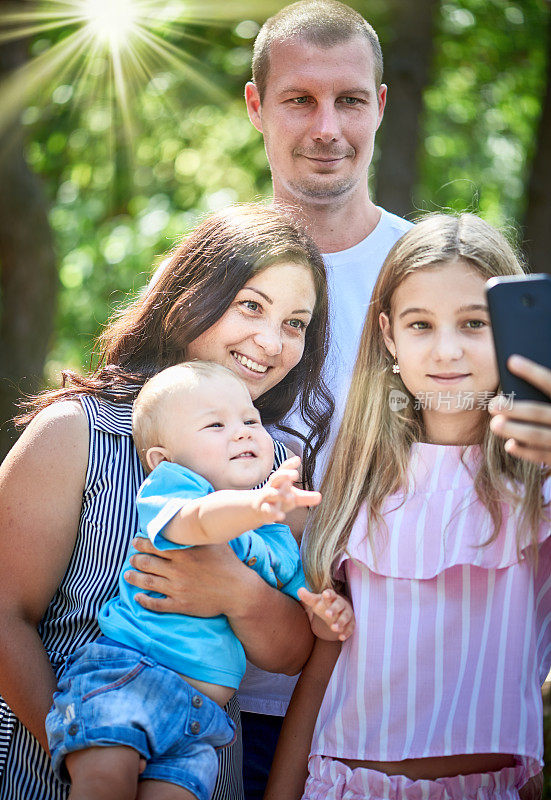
[[392, 353, 400, 374]]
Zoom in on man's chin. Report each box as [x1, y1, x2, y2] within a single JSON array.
[[290, 177, 355, 201]]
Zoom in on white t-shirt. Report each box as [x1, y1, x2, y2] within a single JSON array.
[[238, 206, 413, 716]]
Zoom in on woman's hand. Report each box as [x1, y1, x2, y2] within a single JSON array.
[[125, 539, 247, 617], [489, 356, 551, 466], [126, 537, 314, 674]]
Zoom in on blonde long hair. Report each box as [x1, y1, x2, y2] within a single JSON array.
[[305, 213, 550, 591]]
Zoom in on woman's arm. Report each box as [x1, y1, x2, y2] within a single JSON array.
[[0, 402, 88, 751], [264, 638, 341, 800], [489, 356, 551, 465], [126, 540, 314, 674]]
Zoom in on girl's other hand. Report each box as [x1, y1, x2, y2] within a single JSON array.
[[298, 587, 355, 641], [518, 771, 543, 800], [489, 356, 551, 466]]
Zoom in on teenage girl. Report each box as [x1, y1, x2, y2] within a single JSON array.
[[266, 213, 551, 800]]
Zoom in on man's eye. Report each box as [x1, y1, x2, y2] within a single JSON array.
[[341, 96, 361, 105], [292, 96, 309, 104]]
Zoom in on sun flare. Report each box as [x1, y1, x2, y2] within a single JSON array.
[[81, 0, 139, 50], [0, 0, 273, 160]]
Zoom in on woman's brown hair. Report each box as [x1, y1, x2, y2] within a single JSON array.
[[18, 203, 333, 486]]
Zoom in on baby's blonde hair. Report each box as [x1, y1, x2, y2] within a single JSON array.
[[305, 213, 550, 591], [132, 361, 247, 473]]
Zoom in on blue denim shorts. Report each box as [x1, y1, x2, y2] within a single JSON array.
[[46, 638, 236, 800]]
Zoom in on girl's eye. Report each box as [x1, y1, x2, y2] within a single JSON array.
[[410, 321, 430, 330], [465, 319, 486, 329], [288, 318, 307, 331], [245, 419, 259, 426], [207, 422, 223, 428]]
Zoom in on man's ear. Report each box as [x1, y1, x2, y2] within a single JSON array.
[[379, 312, 396, 357], [376, 84, 387, 131], [245, 82, 263, 133], [146, 446, 170, 473]]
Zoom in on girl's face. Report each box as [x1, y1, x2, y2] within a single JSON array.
[[379, 258, 499, 444], [186, 261, 317, 400]]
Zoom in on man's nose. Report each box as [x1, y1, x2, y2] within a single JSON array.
[[310, 101, 340, 143]]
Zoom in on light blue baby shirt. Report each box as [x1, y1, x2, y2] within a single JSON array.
[[99, 462, 305, 689]]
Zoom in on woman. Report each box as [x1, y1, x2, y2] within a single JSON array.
[[0, 203, 332, 799]]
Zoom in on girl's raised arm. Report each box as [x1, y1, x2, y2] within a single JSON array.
[[0, 402, 88, 751], [263, 638, 341, 800]]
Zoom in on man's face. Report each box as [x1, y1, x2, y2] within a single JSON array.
[[245, 34, 386, 209]]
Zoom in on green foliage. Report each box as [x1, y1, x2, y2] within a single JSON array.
[[417, 0, 549, 227], [15, 0, 551, 383], [21, 15, 271, 380]]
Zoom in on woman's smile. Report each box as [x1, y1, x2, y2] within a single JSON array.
[[231, 351, 269, 374]]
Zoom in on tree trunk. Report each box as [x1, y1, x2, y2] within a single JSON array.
[[374, 0, 439, 218], [523, 10, 551, 275], [0, 33, 58, 460]]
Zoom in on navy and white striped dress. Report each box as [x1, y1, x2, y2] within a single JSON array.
[[0, 393, 287, 799]]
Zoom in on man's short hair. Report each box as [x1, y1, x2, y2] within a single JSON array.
[[252, 0, 383, 101]]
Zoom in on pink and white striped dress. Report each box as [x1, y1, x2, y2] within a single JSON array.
[[311, 443, 551, 781]]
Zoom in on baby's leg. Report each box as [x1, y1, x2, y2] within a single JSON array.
[[65, 745, 141, 800], [138, 780, 199, 799]]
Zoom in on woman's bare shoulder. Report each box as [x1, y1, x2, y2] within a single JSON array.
[[8, 399, 88, 458], [0, 400, 90, 621], [0, 399, 89, 503]]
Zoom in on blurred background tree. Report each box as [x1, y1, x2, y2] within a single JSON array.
[[0, 0, 549, 457]]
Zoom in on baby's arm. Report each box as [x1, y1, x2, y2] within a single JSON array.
[[163, 456, 321, 546], [298, 587, 355, 642]]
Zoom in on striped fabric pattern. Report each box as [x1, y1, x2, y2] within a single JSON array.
[[0, 394, 287, 799], [303, 754, 534, 799], [312, 443, 551, 775]]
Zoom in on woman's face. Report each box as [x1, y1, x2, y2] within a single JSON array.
[[186, 261, 317, 400]]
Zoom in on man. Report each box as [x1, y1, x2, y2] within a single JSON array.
[[238, 2, 412, 797], [245, 0, 412, 486]]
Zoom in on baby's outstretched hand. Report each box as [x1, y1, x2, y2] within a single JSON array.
[[254, 456, 321, 524], [298, 587, 355, 642]]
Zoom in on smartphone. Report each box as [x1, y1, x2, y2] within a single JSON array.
[[486, 274, 551, 404]]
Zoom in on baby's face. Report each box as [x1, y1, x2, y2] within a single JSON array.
[[159, 373, 274, 490]]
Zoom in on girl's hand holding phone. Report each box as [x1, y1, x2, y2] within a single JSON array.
[[489, 356, 551, 466], [255, 456, 322, 524], [298, 587, 355, 642]]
